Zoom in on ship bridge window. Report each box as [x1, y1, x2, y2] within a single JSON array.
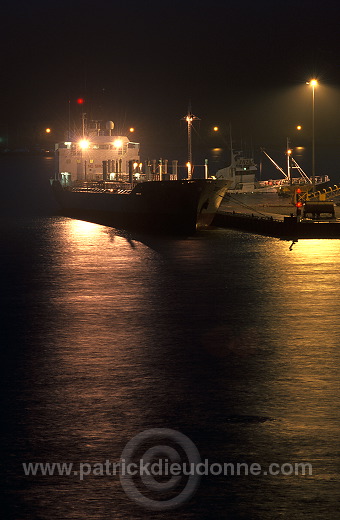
[[109, 144, 127, 154], [98, 144, 110, 149]]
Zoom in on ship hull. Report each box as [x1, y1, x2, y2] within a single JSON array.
[[52, 179, 229, 235]]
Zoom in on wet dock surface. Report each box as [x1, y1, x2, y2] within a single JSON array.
[[219, 195, 340, 221], [215, 195, 340, 239]]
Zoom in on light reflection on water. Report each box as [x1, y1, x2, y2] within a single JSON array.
[[2, 216, 339, 519]]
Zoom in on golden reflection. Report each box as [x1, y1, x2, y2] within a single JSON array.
[[66, 218, 103, 238], [63, 218, 145, 257], [290, 239, 338, 263], [45, 217, 158, 444], [271, 239, 339, 440]]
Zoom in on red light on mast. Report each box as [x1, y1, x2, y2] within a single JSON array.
[[295, 187, 303, 208], [77, 98, 85, 104]]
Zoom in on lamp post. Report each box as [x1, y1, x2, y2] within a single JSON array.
[[306, 79, 318, 192], [182, 112, 199, 179]]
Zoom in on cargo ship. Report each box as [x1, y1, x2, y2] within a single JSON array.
[[52, 115, 230, 235]]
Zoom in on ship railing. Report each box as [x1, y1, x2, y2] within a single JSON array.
[[67, 186, 133, 194], [69, 180, 133, 192], [225, 211, 283, 222], [300, 184, 340, 202]]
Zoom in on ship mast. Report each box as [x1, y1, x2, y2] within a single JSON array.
[[183, 111, 199, 179], [81, 112, 87, 138]]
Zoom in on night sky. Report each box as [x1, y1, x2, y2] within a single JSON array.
[[2, 0, 340, 174]]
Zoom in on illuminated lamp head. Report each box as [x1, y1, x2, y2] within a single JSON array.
[[79, 139, 89, 149], [306, 79, 318, 88], [113, 139, 123, 148]]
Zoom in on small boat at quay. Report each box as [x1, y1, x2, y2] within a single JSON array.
[[215, 149, 277, 194], [260, 142, 330, 197], [215, 139, 330, 196]]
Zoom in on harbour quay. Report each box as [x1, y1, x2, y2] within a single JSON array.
[[213, 197, 340, 239]]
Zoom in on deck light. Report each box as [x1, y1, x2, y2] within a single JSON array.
[[79, 139, 89, 149]]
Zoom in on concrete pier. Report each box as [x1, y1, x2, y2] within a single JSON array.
[[214, 195, 340, 239]]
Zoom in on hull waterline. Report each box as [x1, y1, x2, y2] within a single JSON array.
[[52, 179, 229, 235]]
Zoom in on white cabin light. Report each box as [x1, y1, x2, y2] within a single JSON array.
[[113, 139, 123, 148], [79, 139, 89, 149]]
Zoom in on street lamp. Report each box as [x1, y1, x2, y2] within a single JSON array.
[[306, 79, 318, 191]]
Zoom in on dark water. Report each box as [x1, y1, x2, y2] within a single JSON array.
[[1, 157, 339, 519]]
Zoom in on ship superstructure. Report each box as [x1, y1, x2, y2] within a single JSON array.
[[216, 150, 260, 192], [55, 118, 140, 186]]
